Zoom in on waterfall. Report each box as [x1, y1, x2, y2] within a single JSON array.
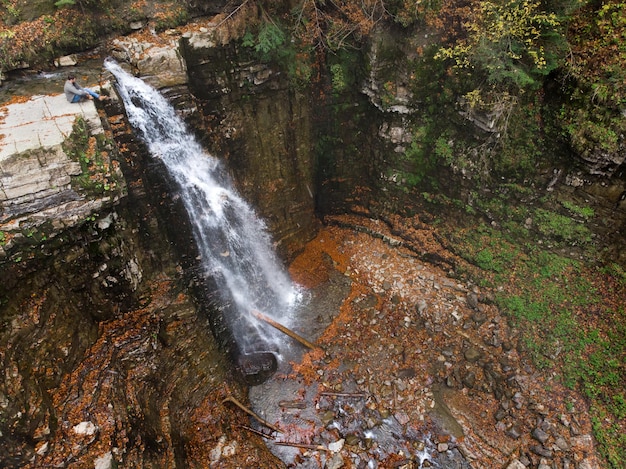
[[104, 59, 302, 378]]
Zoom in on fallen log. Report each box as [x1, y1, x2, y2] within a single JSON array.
[[274, 441, 329, 452], [320, 391, 367, 398], [279, 400, 307, 409], [240, 424, 275, 440], [223, 396, 282, 433], [251, 310, 321, 350]]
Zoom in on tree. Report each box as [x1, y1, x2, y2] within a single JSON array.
[[435, 0, 562, 91]]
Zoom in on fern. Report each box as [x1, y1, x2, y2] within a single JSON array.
[[255, 22, 285, 56]]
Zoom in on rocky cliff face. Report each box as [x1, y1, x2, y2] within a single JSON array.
[[0, 76, 275, 466], [105, 11, 321, 260], [0, 93, 124, 260], [0, 4, 624, 467], [179, 26, 321, 258]]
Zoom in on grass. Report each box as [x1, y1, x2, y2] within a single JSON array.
[[431, 187, 626, 468]]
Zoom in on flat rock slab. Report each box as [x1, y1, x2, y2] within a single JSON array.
[[0, 93, 102, 162]]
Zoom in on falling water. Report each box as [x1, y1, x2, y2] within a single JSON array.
[[104, 59, 301, 368]]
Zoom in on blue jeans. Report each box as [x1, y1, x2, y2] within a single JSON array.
[[71, 89, 100, 102]]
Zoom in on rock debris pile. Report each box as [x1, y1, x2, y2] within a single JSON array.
[[245, 213, 602, 469]]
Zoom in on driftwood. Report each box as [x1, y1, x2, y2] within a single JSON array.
[[240, 424, 275, 440], [320, 391, 367, 398], [223, 396, 282, 433], [274, 441, 330, 452], [278, 400, 307, 409], [251, 310, 321, 350]]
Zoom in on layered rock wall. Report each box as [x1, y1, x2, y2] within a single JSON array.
[[0, 93, 124, 260]]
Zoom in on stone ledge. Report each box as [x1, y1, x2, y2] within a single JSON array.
[[0, 90, 125, 262], [0, 93, 102, 162]]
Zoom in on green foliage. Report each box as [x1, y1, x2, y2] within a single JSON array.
[[592, 405, 626, 468], [444, 185, 625, 467], [385, 0, 424, 27], [433, 136, 454, 165], [556, 2, 626, 173], [1, 0, 20, 24], [400, 131, 437, 187], [54, 0, 104, 9], [493, 98, 545, 176], [63, 117, 121, 197], [500, 294, 543, 321], [330, 63, 347, 93], [601, 263, 626, 285], [533, 207, 592, 244], [242, 19, 316, 87], [559, 103, 625, 163], [436, 0, 562, 91], [0, 231, 6, 246], [254, 22, 286, 57], [54, 0, 75, 7], [560, 200, 594, 219], [153, 6, 189, 32], [568, 1, 626, 108]]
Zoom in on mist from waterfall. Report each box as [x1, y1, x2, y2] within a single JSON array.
[[104, 59, 302, 355]]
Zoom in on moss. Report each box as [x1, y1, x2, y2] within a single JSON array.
[[63, 116, 124, 199]]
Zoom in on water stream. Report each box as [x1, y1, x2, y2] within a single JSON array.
[[105, 59, 302, 372]]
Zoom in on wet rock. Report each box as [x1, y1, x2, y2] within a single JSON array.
[[395, 411, 410, 425], [210, 435, 227, 463], [471, 311, 487, 325], [464, 347, 482, 362], [484, 332, 502, 347], [538, 459, 551, 469], [222, 441, 237, 457], [462, 371, 476, 388], [512, 392, 525, 409], [570, 434, 594, 452], [446, 375, 457, 388], [530, 401, 549, 416], [499, 357, 514, 372], [530, 445, 553, 458], [327, 452, 345, 469], [494, 408, 508, 421], [441, 346, 455, 357], [94, 451, 114, 469], [328, 439, 345, 452], [554, 436, 569, 451], [55, 54, 78, 67], [505, 459, 526, 469], [321, 410, 336, 426], [531, 427, 550, 444], [466, 292, 479, 310], [578, 458, 600, 469], [72, 421, 97, 435], [397, 367, 416, 379], [35, 442, 49, 456], [505, 425, 522, 439]]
